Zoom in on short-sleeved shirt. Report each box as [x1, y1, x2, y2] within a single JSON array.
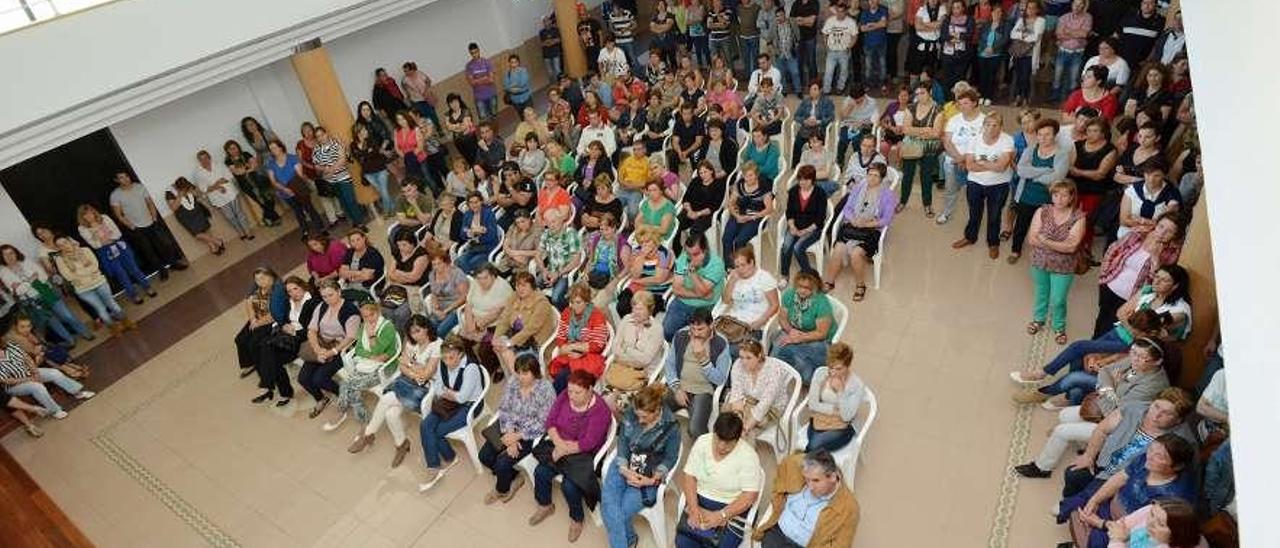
[[109, 184, 155, 228], [683, 433, 763, 504], [539, 228, 582, 273], [673, 252, 727, 308], [789, 0, 821, 41], [1202, 369, 1228, 413], [945, 112, 986, 158], [726, 268, 778, 326], [966, 133, 1015, 186], [638, 199, 677, 241], [781, 289, 837, 341], [267, 153, 300, 187], [539, 28, 562, 58], [313, 140, 350, 183], [859, 6, 890, 47], [672, 116, 705, 151], [467, 57, 497, 100], [191, 163, 239, 207]]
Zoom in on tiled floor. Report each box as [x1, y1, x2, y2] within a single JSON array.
[[0, 105, 1101, 547]]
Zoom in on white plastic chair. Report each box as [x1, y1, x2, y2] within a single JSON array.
[[600, 442, 685, 547], [336, 330, 404, 395], [710, 357, 803, 462], [715, 207, 769, 262], [515, 413, 619, 508], [422, 365, 492, 474], [791, 384, 877, 488], [675, 472, 767, 547]]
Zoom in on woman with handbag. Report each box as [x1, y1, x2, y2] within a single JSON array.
[[1066, 434, 1197, 548], [351, 122, 395, 215], [601, 383, 683, 548], [299, 280, 359, 419], [480, 353, 556, 503], [676, 412, 762, 548], [723, 340, 789, 438], [234, 268, 287, 382], [1007, 0, 1045, 107], [351, 315, 438, 466], [603, 291, 665, 409], [548, 284, 612, 394], [779, 165, 828, 283], [720, 161, 775, 258], [0, 245, 92, 346], [897, 82, 944, 216], [223, 139, 282, 227], [416, 335, 484, 491], [4, 314, 91, 381], [824, 164, 898, 301], [51, 236, 132, 335], [718, 247, 778, 353], [76, 204, 156, 305], [265, 140, 325, 235], [527, 369, 612, 543], [769, 271, 837, 385], [458, 265, 513, 372], [323, 299, 398, 432], [250, 276, 316, 407], [804, 342, 867, 454], [424, 249, 470, 337]]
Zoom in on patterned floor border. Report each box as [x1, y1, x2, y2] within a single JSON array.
[[88, 358, 242, 548], [987, 330, 1049, 548]]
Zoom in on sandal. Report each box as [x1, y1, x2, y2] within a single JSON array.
[[824, 282, 836, 292], [852, 284, 867, 301], [1026, 321, 1044, 335], [1000, 230, 1012, 241], [1055, 331, 1068, 345], [924, 207, 935, 218], [1006, 253, 1021, 265], [894, 203, 906, 213]]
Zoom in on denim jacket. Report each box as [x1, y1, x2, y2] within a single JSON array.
[[613, 406, 682, 478], [663, 328, 732, 389], [461, 207, 500, 248]]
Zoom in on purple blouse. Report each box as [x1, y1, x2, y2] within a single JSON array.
[[544, 391, 612, 453]]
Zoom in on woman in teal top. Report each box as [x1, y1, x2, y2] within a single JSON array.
[[329, 299, 399, 431], [769, 271, 837, 385], [742, 126, 782, 183], [635, 180, 677, 243]]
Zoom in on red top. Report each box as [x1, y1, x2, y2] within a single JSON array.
[[1061, 89, 1119, 121], [307, 240, 349, 278]]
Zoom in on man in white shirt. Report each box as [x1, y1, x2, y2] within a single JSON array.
[[746, 53, 782, 102], [192, 150, 253, 239], [597, 36, 630, 83], [576, 109, 618, 158], [938, 89, 985, 224], [821, 2, 859, 94]]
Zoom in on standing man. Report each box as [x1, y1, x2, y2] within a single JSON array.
[[821, 2, 859, 95], [1117, 0, 1163, 71], [578, 6, 604, 74], [737, 0, 762, 78], [502, 55, 533, 117], [884, 0, 907, 84], [789, 0, 821, 89], [109, 172, 189, 279], [597, 36, 630, 83], [191, 150, 253, 241], [465, 43, 498, 122], [707, 0, 736, 69], [539, 16, 563, 79], [607, 4, 639, 72], [400, 62, 440, 129], [859, 0, 890, 92], [311, 126, 367, 231]]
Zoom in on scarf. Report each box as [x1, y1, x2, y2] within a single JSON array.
[[360, 316, 390, 353], [567, 304, 595, 342]]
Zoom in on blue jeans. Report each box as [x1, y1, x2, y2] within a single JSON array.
[[1052, 50, 1085, 101], [535, 461, 586, 522], [940, 160, 967, 218], [663, 298, 700, 341], [779, 229, 821, 276], [739, 36, 759, 76], [899, 153, 939, 208], [76, 283, 124, 324], [476, 96, 499, 121], [7, 368, 84, 414], [618, 41, 640, 72], [412, 100, 439, 130], [365, 169, 394, 213], [709, 37, 734, 68], [797, 39, 818, 87], [836, 126, 871, 168], [44, 299, 89, 342], [1039, 329, 1129, 377], [456, 243, 497, 274], [95, 244, 150, 301], [721, 218, 762, 257], [1042, 370, 1098, 404], [404, 153, 441, 196], [675, 495, 743, 548], [601, 466, 658, 548], [333, 179, 366, 226], [823, 50, 851, 94], [420, 401, 478, 468], [963, 182, 1010, 247], [541, 275, 570, 309], [863, 42, 887, 87], [282, 195, 325, 233], [479, 439, 534, 493], [617, 188, 643, 219], [543, 57, 563, 80], [775, 56, 801, 95], [769, 333, 827, 385], [429, 310, 460, 337], [1012, 55, 1034, 99], [689, 35, 710, 66], [806, 422, 856, 453]]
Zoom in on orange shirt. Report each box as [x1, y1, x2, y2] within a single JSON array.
[[538, 187, 572, 220]]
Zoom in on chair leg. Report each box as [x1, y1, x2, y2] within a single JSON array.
[[872, 256, 882, 290], [462, 432, 482, 475], [647, 510, 667, 548]]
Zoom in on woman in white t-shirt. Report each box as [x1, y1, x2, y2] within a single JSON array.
[[953, 113, 1015, 258], [354, 315, 441, 467], [718, 246, 779, 351]]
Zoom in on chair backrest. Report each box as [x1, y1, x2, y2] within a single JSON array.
[[829, 297, 850, 343], [469, 365, 492, 423], [851, 386, 877, 457], [594, 413, 619, 471]]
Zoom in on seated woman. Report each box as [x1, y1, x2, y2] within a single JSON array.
[[721, 161, 775, 257], [250, 276, 317, 407], [779, 165, 829, 282], [458, 192, 501, 274], [804, 342, 867, 454], [0, 316, 95, 419], [0, 244, 92, 346], [1066, 435, 1197, 548], [305, 233, 348, 287], [822, 163, 898, 302], [545, 139, 578, 177], [337, 229, 385, 292], [748, 76, 784, 137], [601, 383, 682, 548], [718, 246, 778, 351], [480, 353, 556, 503], [574, 141, 615, 194], [324, 298, 398, 432], [742, 127, 782, 183], [4, 312, 91, 382], [417, 335, 485, 491], [424, 248, 470, 337], [769, 271, 837, 385], [635, 180, 677, 244], [548, 284, 611, 393], [354, 315, 439, 466], [234, 268, 286, 380], [1102, 499, 1206, 548], [1015, 308, 1166, 407], [537, 170, 574, 228], [387, 231, 429, 289], [299, 280, 359, 419], [722, 340, 789, 439], [2, 390, 51, 438], [495, 162, 537, 229], [527, 370, 612, 542], [496, 209, 542, 275], [425, 192, 465, 250], [489, 272, 557, 375], [517, 132, 548, 177], [578, 175, 625, 232], [615, 228, 674, 316], [675, 161, 728, 256], [1015, 337, 1172, 479], [676, 412, 763, 548], [444, 156, 475, 199], [796, 133, 837, 196], [456, 263, 513, 354], [603, 290, 664, 408], [52, 236, 132, 335], [701, 120, 739, 181]]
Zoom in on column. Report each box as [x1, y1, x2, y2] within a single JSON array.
[[290, 41, 366, 214], [1174, 192, 1216, 388], [554, 0, 587, 78]]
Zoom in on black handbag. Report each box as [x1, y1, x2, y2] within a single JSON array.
[[267, 331, 302, 354], [481, 421, 505, 448], [315, 179, 339, 198]]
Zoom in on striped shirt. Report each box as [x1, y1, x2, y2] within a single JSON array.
[[0, 341, 33, 380], [312, 139, 350, 182]]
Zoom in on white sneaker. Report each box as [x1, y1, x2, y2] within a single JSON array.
[[52, 410, 69, 419], [418, 469, 444, 492], [935, 214, 949, 225], [74, 390, 95, 400], [322, 412, 348, 432], [1008, 371, 1044, 386]]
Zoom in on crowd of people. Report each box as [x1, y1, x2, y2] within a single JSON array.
[[1, 0, 1231, 547]]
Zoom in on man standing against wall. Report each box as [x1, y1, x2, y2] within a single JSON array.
[[191, 150, 253, 241], [109, 172, 189, 279], [789, 0, 821, 89], [466, 43, 498, 122], [540, 16, 564, 79], [608, 4, 639, 72], [400, 62, 440, 129], [737, 0, 762, 78], [821, 2, 859, 95]]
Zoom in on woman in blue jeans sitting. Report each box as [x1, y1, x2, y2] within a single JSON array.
[[1011, 308, 1166, 406], [0, 245, 92, 345], [769, 270, 837, 385], [457, 192, 500, 274], [803, 343, 867, 454], [720, 161, 775, 258], [417, 335, 484, 492], [601, 383, 682, 548]]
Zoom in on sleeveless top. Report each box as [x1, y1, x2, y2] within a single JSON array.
[[1029, 206, 1084, 274], [1072, 140, 1116, 195], [910, 103, 942, 153], [734, 179, 771, 216], [394, 248, 429, 286]]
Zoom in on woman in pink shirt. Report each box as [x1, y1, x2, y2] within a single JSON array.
[[305, 233, 349, 286]]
